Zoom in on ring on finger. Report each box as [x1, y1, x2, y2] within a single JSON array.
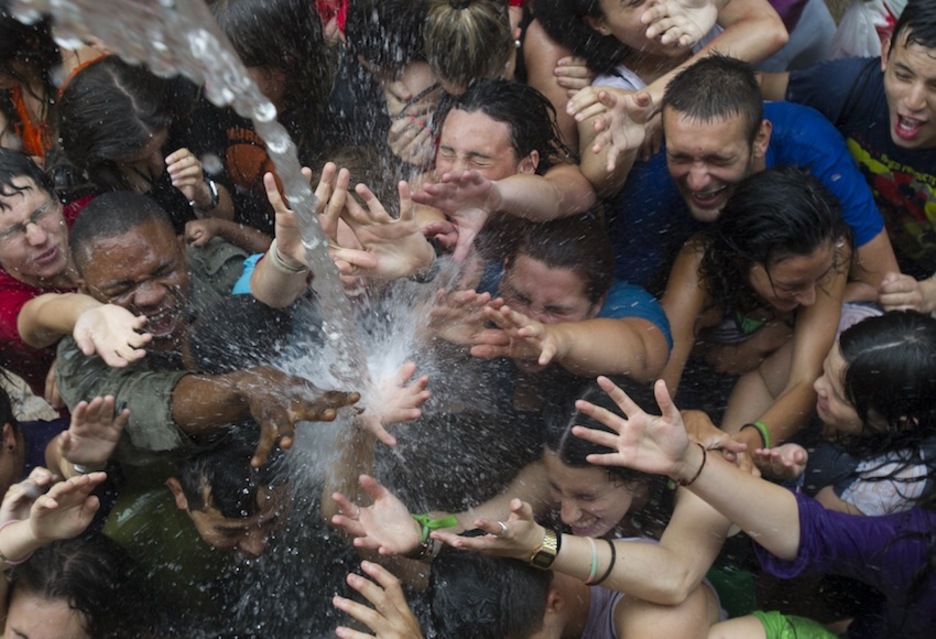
[[496, 521, 508, 536]]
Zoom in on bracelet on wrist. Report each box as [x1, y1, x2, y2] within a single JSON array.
[[267, 238, 308, 274], [675, 443, 707, 488], [405, 513, 458, 561], [591, 539, 617, 586], [741, 419, 771, 449]]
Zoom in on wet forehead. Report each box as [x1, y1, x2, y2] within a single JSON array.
[[439, 109, 515, 156], [663, 109, 750, 156], [0, 177, 47, 217], [890, 35, 936, 79]]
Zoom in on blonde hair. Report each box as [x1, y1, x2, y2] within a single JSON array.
[[424, 0, 512, 90]]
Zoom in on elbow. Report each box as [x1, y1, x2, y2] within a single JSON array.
[[641, 569, 699, 606]]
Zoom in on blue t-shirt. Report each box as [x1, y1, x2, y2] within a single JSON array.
[[478, 261, 673, 350], [788, 56, 936, 278], [607, 100, 885, 292]]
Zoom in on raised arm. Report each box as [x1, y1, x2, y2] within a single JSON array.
[[641, 0, 788, 108], [18, 293, 150, 366], [471, 305, 669, 381], [660, 242, 711, 397], [723, 255, 846, 448], [573, 376, 801, 560]]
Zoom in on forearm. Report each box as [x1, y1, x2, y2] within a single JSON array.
[[762, 386, 816, 444], [674, 445, 800, 560], [0, 519, 48, 565], [195, 182, 235, 221], [170, 372, 250, 435], [494, 167, 596, 222], [249, 242, 311, 308], [322, 420, 376, 522], [577, 115, 637, 198], [211, 220, 272, 254], [18, 293, 101, 349], [550, 319, 668, 381], [643, 1, 788, 106]]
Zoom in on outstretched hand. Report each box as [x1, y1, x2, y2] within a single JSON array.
[[73, 304, 151, 367], [429, 290, 505, 347], [469, 305, 561, 366], [333, 561, 425, 639], [431, 498, 543, 563], [237, 366, 360, 467], [28, 472, 106, 543], [357, 361, 431, 448], [330, 474, 421, 556], [574, 87, 654, 172], [332, 180, 436, 280], [59, 395, 128, 468], [642, 0, 719, 47], [572, 377, 691, 477], [753, 443, 808, 481], [412, 171, 498, 262], [262, 165, 320, 268]]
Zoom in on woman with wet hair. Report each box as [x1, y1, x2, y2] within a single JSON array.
[[762, 311, 936, 517], [331, 377, 734, 612], [662, 166, 851, 456], [56, 56, 234, 231]]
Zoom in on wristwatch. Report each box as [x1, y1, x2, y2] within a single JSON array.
[[529, 528, 561, 570], [193, 176, 220, 212]]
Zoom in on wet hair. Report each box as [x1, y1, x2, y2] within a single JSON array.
[[344, 0, 428, 78], [838, 311, 936, 452], [0, 147, 55, 211], [423, 0, 512, 90], [534, 0, 629, 73], [891, 0, 936, 53], [437, 79, 574, 173], [699, 165, 851, 316], [68, 191, 174, 271], [662, 54, 764, 145], [9, 533, 164, 638], [429, 546, 551, 639], [210, 0, 335, 150], [0, 11, 60, 143], [56, 56, 173, 192], [544, 379, 657, 486], [507, 211, 612, 305], [543, 379, 674, 534], [176, 430, 285, 519]]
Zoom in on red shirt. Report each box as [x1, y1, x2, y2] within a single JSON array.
[[0, 196, 90, 397]]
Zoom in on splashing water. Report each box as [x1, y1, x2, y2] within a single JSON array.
[[10, 0, 368, 388]]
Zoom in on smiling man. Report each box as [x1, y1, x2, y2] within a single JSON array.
[[606, 55, 899, 300], [55, 191, 357, 470], [760, 0, 936, 313]]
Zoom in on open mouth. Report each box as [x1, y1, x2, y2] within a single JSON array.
[[895, 114, 926, 140], [33, 246, 59, 267], [689, 185, 727, 208], [145, 310, 178, 338]]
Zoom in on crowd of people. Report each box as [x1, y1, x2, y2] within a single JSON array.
[[1, 0, 935, 637]]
